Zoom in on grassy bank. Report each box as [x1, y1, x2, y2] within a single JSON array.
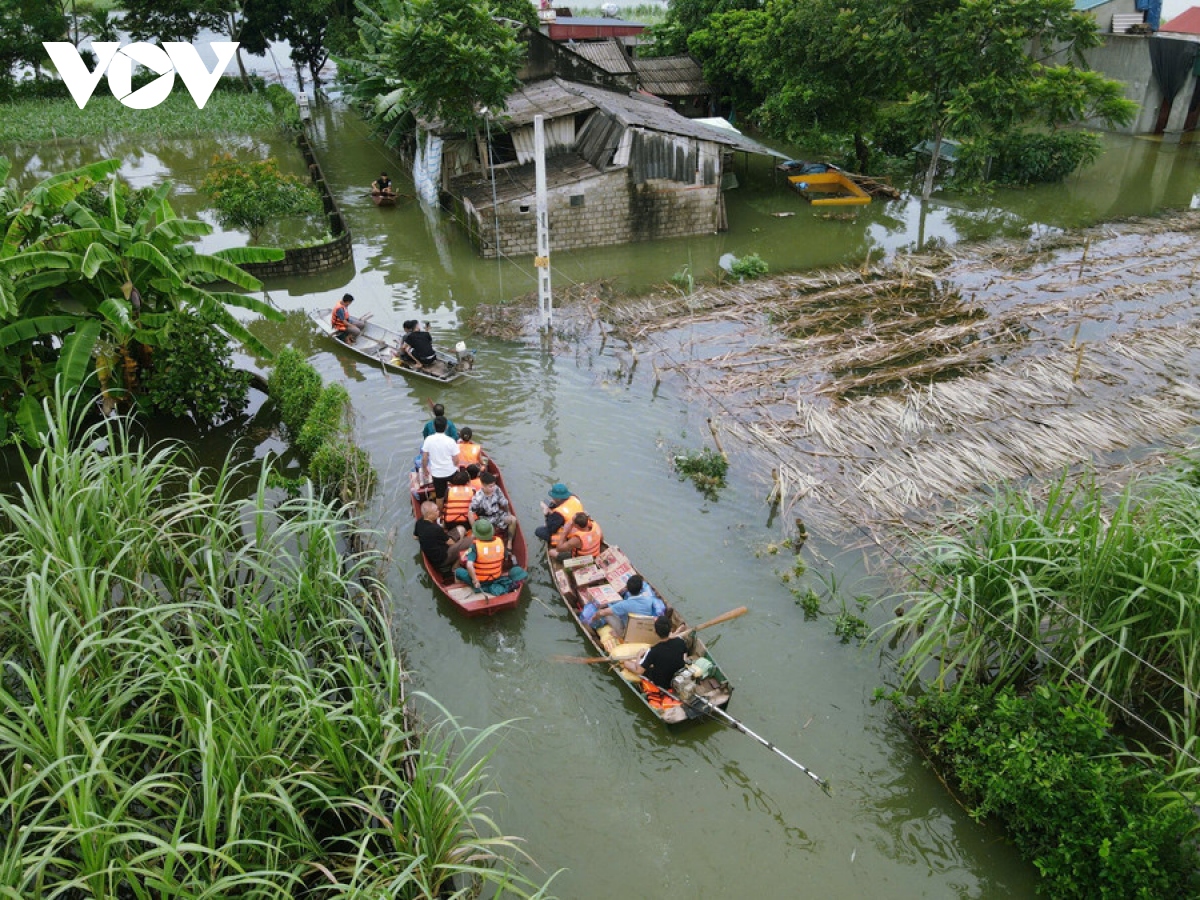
[[0, 90, 278, 143], [0, 398, 553, 897]]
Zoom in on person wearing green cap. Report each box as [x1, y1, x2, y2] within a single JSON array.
[[456, 518, 527, 593], [534, 482, 583, 546]]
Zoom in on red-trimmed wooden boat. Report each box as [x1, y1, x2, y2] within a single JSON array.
[[409, 457, 527, 616], [549, 540, 733, 725]]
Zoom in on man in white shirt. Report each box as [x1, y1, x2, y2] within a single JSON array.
[[421, 416, 462, 509]]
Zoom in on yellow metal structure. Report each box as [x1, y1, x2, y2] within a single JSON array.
[[787, 171, 871, 206]]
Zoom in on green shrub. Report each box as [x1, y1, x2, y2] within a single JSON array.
[[269, 347, 323, 435], [140, 311, 250, 424], [893, 683, 1197, 899], [296, 383, 350, 457], [200, 154, 323, 243], [730, 253, 768, 281], [264, 83, 302, 130], [956, 131, 1103, 186], [310, 439, 376, 499]]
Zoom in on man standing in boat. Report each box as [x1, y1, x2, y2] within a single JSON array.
[[420, 416, 462, 508], [400, 320, 438, 369], [331, 293, 363, 345]]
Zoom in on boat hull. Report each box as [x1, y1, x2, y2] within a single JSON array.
[[311, 309, 470, 383], [548, 541, 733, 725], [410, 459, 527, 617]]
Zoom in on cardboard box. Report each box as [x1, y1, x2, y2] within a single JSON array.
[[584, 584, 621, 606], [562, 555, 594, 571], [597, 546, 630, 570], [553, 568, 572, 595], [624, 613, 660, 645], [604, 561, 636, 589], [570, 564, 607, 587]]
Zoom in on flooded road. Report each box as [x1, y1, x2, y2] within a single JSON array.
[[7, 101, 1200, 896]]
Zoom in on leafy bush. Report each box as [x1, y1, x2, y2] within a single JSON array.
[[893, 684, 1198, 899], [956, 131, 1103, 186], [201, 154, 323, 243], [269, 347, 323, 436], [673, 446, 728, 499], [310, 439, 376, 499], [730, 253, 768, 281], [264, 83, 302, 130], [870, 103, 924, 160], [140, 312, 250, 424], [296, 382, 350, 457]]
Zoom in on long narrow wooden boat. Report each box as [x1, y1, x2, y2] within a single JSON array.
[[409, 457, 528, 616], [371, 191, 398, 206], [549, 541, 733, 725], [311, 309, 473, 384]]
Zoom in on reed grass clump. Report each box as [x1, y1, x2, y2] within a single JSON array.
[[0, 398, 554, 898]]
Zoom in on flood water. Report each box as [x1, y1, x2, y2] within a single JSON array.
[[7, 99, 1200, 897]]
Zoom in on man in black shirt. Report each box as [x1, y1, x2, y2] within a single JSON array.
[[413, 500, 472, 574], [624, 615, 690, 690], [401, 320, 437, 367]]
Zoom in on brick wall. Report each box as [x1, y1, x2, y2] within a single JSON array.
[[241, 131, 354, 280], [463, 170, 720, 258]]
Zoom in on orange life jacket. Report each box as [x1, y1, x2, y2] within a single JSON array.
[[331, 301, 351, 331], [443, 484, 474, 525], [469, 476, 483, 492], [549, 495, 584, 547], [472, 537, 505, 582], [640, 677, 682, 711], [574, 519, 602, 558], [458, 441, 483, 466]]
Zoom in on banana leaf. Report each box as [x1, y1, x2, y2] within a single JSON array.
[[14, 393, 48, 447], [0, 315, 84, 348], [57, 320, 102, 391]]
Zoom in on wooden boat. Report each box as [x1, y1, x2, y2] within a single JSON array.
[[409, 458, 528, 616], [549, 542, 733, 725], [371, 191, 398, 206], [311, 309, 473, 384]]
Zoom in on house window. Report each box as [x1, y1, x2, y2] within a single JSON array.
[[570, 194, 585, 208], [519, 204, 530, 213]]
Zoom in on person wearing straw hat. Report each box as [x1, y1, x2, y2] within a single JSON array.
[[456, 519, 527, 593], [535, 482, 582, 546]]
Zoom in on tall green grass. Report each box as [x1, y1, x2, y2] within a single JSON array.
[[0, 394, 554, 898], [889, 464, 1200, 780]]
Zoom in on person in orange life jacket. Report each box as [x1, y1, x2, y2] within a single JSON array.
[[441, 469, 475, 531], [456, 427, 485, 468], [421, 416, 462, 507], [465, 464, 483, 491], [455, 519, 527, 590], [587, 574, 666, 636], [401, 319, 437, 368], [535, 483, 582, 545], [331, 293, 363, 344], [421, 403, 458, 440], [555, 512, 602, 561], [414, 500, 473, 575], [469, 470, 513, 551], [623, 615, 691, 690]]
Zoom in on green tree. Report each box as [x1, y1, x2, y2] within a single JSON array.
[[200, 154, 324, 243], [834, 0, 1136, 199], [0, 157, 284, 442], [646, 0, 759, 57], [343, 0, 523, 140], [0, 0, 65, 85]]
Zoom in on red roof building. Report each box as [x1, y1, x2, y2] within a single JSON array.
[[1161, 6, 1200, 34]]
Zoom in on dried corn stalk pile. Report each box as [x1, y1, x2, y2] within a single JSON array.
[[615, 211, 1200, 538]]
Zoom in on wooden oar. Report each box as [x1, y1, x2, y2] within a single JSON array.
[[552, 606, 748, 664], [680, 693, 832, 796]]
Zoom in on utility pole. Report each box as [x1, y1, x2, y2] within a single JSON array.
[[534, 114, 552, 330]]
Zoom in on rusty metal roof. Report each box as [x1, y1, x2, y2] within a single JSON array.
[[453, 155, 605, 208], [633, 55, 710, 97], [496, 79, 594, 128]]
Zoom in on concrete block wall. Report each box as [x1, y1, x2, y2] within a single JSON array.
[[241, 131, 354, 280], [467, 170, 720, 258]]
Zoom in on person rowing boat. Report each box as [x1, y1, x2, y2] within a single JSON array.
[[371, 171, 397, 200]]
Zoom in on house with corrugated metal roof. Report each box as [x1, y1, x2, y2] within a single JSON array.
[[437, 76, 783, 258], [568, 39, 714, 118]]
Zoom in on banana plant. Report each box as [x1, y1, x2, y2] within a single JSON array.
[[0, 158, 286, 444]]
